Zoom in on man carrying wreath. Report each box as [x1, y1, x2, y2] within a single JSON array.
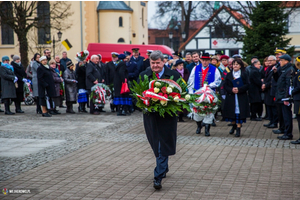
[[187, 52, 221, 136], [139, 50, 180, 190]]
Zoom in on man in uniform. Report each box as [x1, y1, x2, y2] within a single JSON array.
[[188, 52, 221, 136], [142, 50, 153, 71], [130, 48, 145, 73], [273, 54, 294, 140], [105, 52, 119, 112], [272, 47, 287, 134], [139, 50, 180, 190]]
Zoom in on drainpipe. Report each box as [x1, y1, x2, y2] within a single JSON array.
[[80, 1, 83, 50], [97, 11, 100, 43]]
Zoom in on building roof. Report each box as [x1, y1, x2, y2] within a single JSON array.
[[281, 1, 300, 8], [179, 5, 249, 51], [97, 1, 133, 12]]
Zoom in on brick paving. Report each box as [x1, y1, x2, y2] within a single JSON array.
[[1, 104, 300, 199]]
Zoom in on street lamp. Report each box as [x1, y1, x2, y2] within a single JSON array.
[[45, 31, 63, 58], [182, 31, 186, 41], [169, 31, 173, 49]]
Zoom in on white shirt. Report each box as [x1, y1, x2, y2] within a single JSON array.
[[188, 65, 221, 94]]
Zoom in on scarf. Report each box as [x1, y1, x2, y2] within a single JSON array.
[[176, 68, 184, 78], [233, 70, 241, 79], [1, 63, 14, 72], [43, 64, 50, 69]]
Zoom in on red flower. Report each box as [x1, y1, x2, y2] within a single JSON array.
[[148, 88, 154, 93], [158, 92, 163, 96], [204, 106, 208, 109], [169, 92, 181, 98], [213, 103, 216, 106], [161, 86, 167, 94], [164, 94, 168, 98]]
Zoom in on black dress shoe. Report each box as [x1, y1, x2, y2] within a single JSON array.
[[273, 129, 283, 134], [36, 109, 43, 114], [49, 110, 58, 115], [59, 105, 66, 108], [5, 111, 15, 115], [0, 109, 4, 112], [227, 123, 233, 126], [291, 139, 300, 144], [16, 109, 24, 113], [277, 135, 293, 140], [153, 178, 162, 190], [42, 113, 52, 117], [267, 124, 277, 128], [264, 123, 271, 127], [54, 110, 61, 114]]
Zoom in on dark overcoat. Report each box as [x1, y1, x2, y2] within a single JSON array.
[[292, 71, 300, 115], [86, 61, 103, 90], [75, 63, 86, 90], [248, 65, 262, 103], [127, 60, 139, 81], [113, 61, 129, 97], [139, 66, 180, 157], [263, 66, 275, 106], [0, 65, 16, 99], [130, 55, 145, 73], [273, 63, 294, 103], [105, 61, 117, 85], [11, 62, 27, 102], [37, 65, 56, 98], [223, 70, 250, 119], [50, 68, 63, 97], [63, 68, 77, 102]]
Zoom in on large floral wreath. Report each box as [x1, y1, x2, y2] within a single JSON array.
[[131, 73, 196, 117], [90, 83, 111, 108]]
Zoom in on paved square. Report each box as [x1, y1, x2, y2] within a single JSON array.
[[0, 104, 300, 199]]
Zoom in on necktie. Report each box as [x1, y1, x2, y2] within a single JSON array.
[[155, 73, 160, 79]]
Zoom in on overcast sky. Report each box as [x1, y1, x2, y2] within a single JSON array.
[[147, 1, 157, 28]]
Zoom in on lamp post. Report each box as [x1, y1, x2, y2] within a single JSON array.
[[168, 31, 173, 49], [45, 31, 62, 58], [182, 31, 186, 42]]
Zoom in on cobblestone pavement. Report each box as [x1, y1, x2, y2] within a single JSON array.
[[1, 104, 300, 199]]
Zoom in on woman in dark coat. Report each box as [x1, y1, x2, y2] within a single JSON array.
[[49, 59, 63, 114], [223, 59, 250, 137], [63, 61, 77, 114], [32, 53, 42, 113], [0, 56, 17, 115], [113, 54, 131, 116], [11, 55, 27, 113], [172, 59, 190, 122], [248, 60, 263, 120], [75, 60, 88, 113], [37, 56, 56, 117]]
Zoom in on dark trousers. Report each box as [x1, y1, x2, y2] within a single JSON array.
[[250, 102, 262, 119], [296, 115, 300, 136], [276, 103, 285, 131], [154, 142, 168, 180], [266, 105, 278, 125], [281, 103, 293, 137]]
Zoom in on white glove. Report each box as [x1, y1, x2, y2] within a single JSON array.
[[14, 76, 18, 83], [22, 78, 27, 82], [222, 95, 226, 100]]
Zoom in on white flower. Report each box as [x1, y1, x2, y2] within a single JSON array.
[[166, 87, 172, 94], [154, 87, 160, 93], [199, 106, 204, 109], [174, 96, 179, 102], [84, 50, 89, 55], [160, 100, 168, 106], [155, 82, 161, 87], [169, 85, 174, 89], [213, 97, 218, 103], [213, 106, 218, 110], [152, 98, 159, 102], [185, 94, 191, 101]]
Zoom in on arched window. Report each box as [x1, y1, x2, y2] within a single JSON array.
[[119, 17, 123, 27], [0, 2, 14, 44], [37, 1, 50, 44], [142, 8, 144, 27], [117, 38, 125, 43]]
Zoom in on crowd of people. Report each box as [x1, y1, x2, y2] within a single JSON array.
[[0, 47, 300, 144]]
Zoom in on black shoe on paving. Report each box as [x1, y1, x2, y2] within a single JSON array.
[[273, 129, 283, 134], [264, 122, 271, 127], [267, 124, 277, 129], [16, 109, 24, 113], [291, 139, 300, 144], [42, 113, 52, 117], [277, 135, 293, 140], [5, 111, 15, 115], [153, 178, 162, 190], [59, 105, 66, 108]]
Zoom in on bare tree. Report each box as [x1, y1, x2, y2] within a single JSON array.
[[153, 1, 215, 42], [0, 1, 73, 67]]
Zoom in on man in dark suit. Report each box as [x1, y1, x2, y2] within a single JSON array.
[[86, 55, 105, 115], [105, 52, 119, 112], [139, 50, 180, 190], [130, 48, 145, 73], [186, 51, 201, 73]]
